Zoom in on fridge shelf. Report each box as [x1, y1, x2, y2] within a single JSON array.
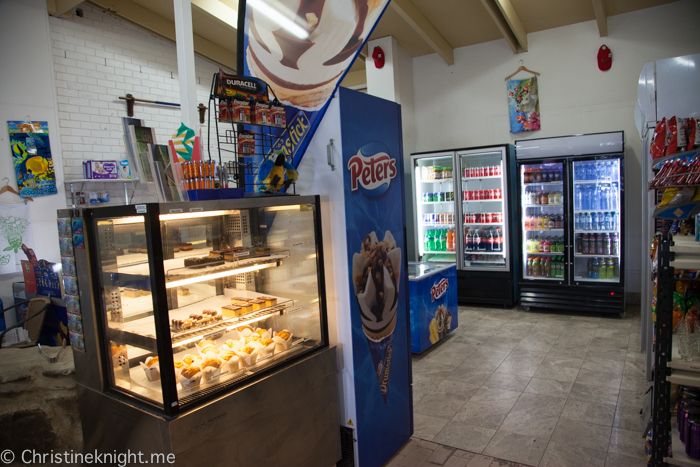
[[574, 229, 619, 233], [422, 223, 456, 228], [464, 251, 505, 255], [525, 228, 564, 232], [463, 199, 503, 203], [463, 222, 504, 226], [573, 180, 615, 185], [421, 201, 453, 205], [573, 277, 620, 283], [525, 204, 564, 207], [523, 181, 563, 186], [526, 252, 564, 256], [524, 276, 562, 281], [574, 209, 619, 214], [573, 253, 620, 257], [420, 179, 454, 184], [461, 176, 502, 181], [422, 250, 456, 255]]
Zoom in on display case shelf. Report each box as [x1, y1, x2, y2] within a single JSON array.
[[423, 250, 456, 254], [419, 179, 454, 183], [573, 277, 621, 283], [574, 229, 620, 233], [464, 222, 504, 226], [462, 199, 503, 203], [421, 201, 454, 205], [422, 223, 456, 227], [525, 204, 564, 207], [464, 251, 505, 255], [526, 252, 564, 256], [573, 253, 620, 257], [523, 276, 562, 281], [525, 228, 564, 232], [573, 180, 615, 185]]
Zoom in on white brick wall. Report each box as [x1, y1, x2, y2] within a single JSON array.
[[49, 4, 230, 205]]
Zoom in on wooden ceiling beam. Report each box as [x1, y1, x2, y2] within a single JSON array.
[[480, 0, 527, 54], [389, 0, 454, 65], [592, 0, 608, 37], [84, 0, 236, 71], [47, 0, 85, 17]]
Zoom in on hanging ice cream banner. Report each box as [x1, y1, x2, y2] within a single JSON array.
[[243, 0, 391, 173], [340, 88, 411, 466], [8, 121, 58, 197]]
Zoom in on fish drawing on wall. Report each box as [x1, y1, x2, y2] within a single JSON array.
[[7, 121, 58, 198]]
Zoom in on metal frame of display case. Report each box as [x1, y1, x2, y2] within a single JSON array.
[[81, 195, 328, 417]]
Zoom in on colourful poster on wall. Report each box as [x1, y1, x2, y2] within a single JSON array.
[[508, 77, 541, 133], [8, 121, 57, 197], [243, 0, 392, 184], [0, 204, 33, 274]]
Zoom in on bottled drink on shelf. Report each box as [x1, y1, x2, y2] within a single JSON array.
[[600, 258, 608, 279], [604, 233, 611, 255], [473, 230, 482, 251], [582, 233, 591, 254], [584, 212, 592, 230], [465, 229, 473, 252], [612, 233, 620, 256], [447, 228, 455, 252]]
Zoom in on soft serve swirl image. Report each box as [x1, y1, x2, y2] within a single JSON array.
[[247, 0, 386, 110]]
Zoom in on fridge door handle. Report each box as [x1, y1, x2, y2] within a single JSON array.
[[327, 139, 335, 171]]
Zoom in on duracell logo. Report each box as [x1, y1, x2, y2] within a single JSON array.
[[225, 79, 261, 92]]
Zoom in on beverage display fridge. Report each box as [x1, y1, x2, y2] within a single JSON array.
[[411, 145, 518, 306], [515, 132, 626, 315]]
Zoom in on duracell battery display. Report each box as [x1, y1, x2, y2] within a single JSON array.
[[183, 161, 217, 190]]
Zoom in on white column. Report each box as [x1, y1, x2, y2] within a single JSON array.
[[366, 36, 400, 103], [173, 0, 199, 127]]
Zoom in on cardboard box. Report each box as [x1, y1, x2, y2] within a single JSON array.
[[83, 160, 119, 179]]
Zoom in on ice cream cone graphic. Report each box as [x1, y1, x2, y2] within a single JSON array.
[[352, 230, 401, 403]]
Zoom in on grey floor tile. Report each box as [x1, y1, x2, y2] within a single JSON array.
[[398, 445, 433, 467], [459, 355, 508, 372], [524, 377, 573, 398], [608, 427, 646, 459], [482, 430, 548, 466], [433, 419, 496, 453], [560, 399, 616, 426], [574, 368, 622, 389], [620, 374, 650, 393], [540, 354, 584, 369], [445, 369, 494, 389], [466, 454, 494, 467], [495, 355, 543, 377], [498, 411, 558, 438], [511, 392, 567, 418], [414, 392, 468, 420], [483, 334, 524, 350], [444, 455, 472, 467], [513, 339, 554, 355], [538, 442, 607, 467], [585, 347, 627, 362], [469, 386, 522, 407], [452, 401, 512, 430], [483, 372, 532, 392], [613, 405, 644, 431], [532, 365, 580, 383], [413, 413, 450, 441], [604, 452, 647, 467], [433, 379, 480, 401], [550, 418, 612, 452], [426, 444, 456, 465], [581, 357, 624, 374], [617, 389, 646, 409], [569, 382, 620, 406]]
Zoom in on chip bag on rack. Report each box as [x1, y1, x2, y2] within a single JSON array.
[[651, 118, 667, 159]]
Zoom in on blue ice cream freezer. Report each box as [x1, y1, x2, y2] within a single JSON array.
[[408, 262, 458, 353]]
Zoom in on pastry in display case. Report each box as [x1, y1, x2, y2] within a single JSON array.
[[82, 196, 328, 415]]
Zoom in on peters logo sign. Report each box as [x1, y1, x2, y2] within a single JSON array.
[[431, 278, 449, 302], [347, 142, 397, 197]]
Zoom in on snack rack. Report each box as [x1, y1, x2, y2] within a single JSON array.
[[206, 72, 294, 193], [651, 149, 700, 220]]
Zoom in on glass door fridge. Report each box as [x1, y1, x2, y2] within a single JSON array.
[[571, 157, 622, 284], [515, 132, 625, 315], [459, 148, 510, 271], [520, 161, 567, 282], [411, 152, 457, 264]]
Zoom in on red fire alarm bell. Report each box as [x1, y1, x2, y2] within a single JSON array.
[[372, 46, 385, 69], [597, 45, 612, 71]]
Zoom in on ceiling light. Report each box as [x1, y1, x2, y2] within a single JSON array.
[[247, 0, 309, 39]]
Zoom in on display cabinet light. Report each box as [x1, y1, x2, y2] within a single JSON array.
[[265, 205, 301, 211], [165, 262, 276, 288], [159, 210, 230, 221], [109, 216, 144, 225]]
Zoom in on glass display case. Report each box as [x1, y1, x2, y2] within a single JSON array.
[[84, 196, 327, 415]]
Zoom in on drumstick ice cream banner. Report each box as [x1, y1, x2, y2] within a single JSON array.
[[243, 0, 391, 171], [339, 88, 411, 467]]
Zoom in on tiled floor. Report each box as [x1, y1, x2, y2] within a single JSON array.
[[388, 305, 649, 467]]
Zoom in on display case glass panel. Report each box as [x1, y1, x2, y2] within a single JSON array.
[[90, 198, 327, 413], [412, 153, 457, 264], [460, 150, 509, 270], [571, 158, 622, 283], [520, 162, 566, 281]]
